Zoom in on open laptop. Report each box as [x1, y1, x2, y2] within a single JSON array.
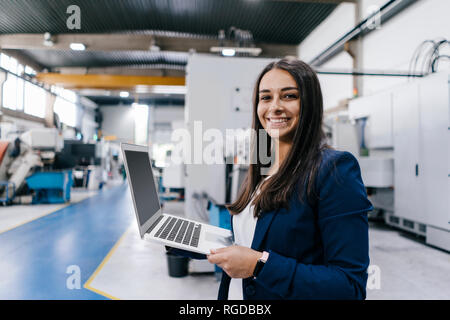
[[121, 143, 233, 255]]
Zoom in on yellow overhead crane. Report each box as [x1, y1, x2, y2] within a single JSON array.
[[35, 73, 185, 90]]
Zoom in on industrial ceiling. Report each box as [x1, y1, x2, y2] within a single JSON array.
[[0, 0, 338, 43], [0, 0, 351, 105]]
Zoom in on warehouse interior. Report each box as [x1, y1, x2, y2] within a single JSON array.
[[0, 0, 449, 300]]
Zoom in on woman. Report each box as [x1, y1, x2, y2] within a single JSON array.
[[171, 58, 372, 300]]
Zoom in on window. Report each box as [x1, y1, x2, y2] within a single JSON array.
[[54, 96, 77, 127], [17, 77, 24, 111], [2, 68, 46, 117], [6, 56, 18, 74], [24, 82, 46, 118], [17, 64, 24, 77], [24, 65, 36, 76], [60, 88, 77, 103], [44, 87, 78, 126], [0, 53, 78, 123], [2, 74, 24, 111], [0, 53, 9, 70]]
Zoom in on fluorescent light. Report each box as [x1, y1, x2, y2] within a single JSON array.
[[119, 91, 129, 98], [135, 85, 187, 95], [221, 48, 236, 57], [210, 46, 262, 56], [152, 85, 187, 95], [70, 43, 86, 51]]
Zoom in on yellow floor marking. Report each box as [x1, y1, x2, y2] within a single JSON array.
[[83, 226, 132, 300]]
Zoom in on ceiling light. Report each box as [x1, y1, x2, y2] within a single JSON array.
[[152, 85, 187, 95], [210, 46, 262, 56], [70, 43, 86, 51], [135, 85, 187, 95], [119, 91, 129, 98], [221, 48, 236, 57]]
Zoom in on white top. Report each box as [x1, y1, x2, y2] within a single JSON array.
[[228, 176, 271, 300]]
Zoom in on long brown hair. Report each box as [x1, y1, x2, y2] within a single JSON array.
[[226, 58, 330, 217]]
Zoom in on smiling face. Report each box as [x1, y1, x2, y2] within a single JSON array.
[[257, 68, 301, 141]]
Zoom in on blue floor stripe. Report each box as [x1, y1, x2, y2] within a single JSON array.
[[0, 184, 133, 300]]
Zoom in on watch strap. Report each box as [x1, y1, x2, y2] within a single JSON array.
[[253, 251, 269, 278]]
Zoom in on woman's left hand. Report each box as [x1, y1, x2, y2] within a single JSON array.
[[207, 245, 262, 279]]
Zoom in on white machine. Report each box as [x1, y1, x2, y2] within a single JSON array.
[[20, 128, 63, 151], [184, 54, 276, 220], [162, 163, 185, 189], [330, 72, 449, 252], [121, 143, 232, 255]]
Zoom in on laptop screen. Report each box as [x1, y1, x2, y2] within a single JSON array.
[[124, 150, 161, 227]]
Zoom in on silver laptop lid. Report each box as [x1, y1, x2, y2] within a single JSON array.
[[121, 143, 162, 238]]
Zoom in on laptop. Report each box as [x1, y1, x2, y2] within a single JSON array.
[[121, 143, 233, 255]]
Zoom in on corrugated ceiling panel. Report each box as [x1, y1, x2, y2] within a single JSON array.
[[0, 0, 337, 44]]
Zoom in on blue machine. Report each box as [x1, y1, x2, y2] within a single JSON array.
[[26, 170, 73, 204], [208, 203, 231, 231]]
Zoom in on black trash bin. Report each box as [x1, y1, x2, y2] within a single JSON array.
[[166, 252, 189, 277]]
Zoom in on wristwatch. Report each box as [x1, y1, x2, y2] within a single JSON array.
[[252, 251, 269, 278]]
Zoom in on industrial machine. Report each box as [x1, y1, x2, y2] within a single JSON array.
[[0, 140, 15, 204], [0, 128, 73, 204], [176, 55, 274, 275], [161, 163, 185, 201], [61, 140, 99, 189], [327, 72, 449, 252], [184, 54, 275, 222], [25, 170, 72, 204]]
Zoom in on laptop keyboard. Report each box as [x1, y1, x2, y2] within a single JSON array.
[[153, 216, 202, 248]]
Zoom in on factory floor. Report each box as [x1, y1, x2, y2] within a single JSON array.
[[0, 183, 448, 300]]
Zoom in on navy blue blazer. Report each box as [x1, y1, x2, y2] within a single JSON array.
[[169, 149, 373, 300]]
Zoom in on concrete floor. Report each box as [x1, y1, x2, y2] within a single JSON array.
[[86, 198, 450, 300], [367, 220, 450, 300], [0, 184, 448, 300], [84, 199, 222, 300]]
